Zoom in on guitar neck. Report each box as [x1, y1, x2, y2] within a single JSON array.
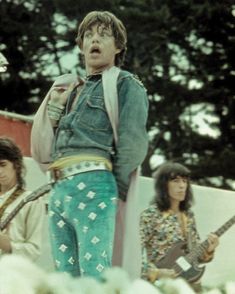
[[0, 200, 25, 230], [193, 215, 235, 259], [214, 215, 235, 237], [0, 183, 51, 231]]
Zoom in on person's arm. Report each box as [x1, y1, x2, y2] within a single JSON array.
[[113, 74, 149, 201], [31, 74, 78, 169], [140, 208, 156, 280], [140, 208, 175, 282], [10, 197, 45, 261]]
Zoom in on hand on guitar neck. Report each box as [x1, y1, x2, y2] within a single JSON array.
[[201, 233, 219, 261], [206, 233, 219, 252]]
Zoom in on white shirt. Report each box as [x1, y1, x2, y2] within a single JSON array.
[[0, 186, 45, 261]]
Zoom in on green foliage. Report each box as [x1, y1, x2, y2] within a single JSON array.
[[0, 0, 234, 190]]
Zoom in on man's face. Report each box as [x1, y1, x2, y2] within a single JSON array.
[[167, 176, 188, 203], [81, 23, 121, 75], [0, 159, 17, 189]]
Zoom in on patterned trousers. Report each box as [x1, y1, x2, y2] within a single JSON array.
[[48, 170, 118, 278]]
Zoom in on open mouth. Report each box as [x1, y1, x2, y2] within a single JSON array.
[[90, 47, 101, 54]]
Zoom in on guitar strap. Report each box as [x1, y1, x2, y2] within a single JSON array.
[[0, 187, 25, 220], [183, 213, 195, 252], [179, 212, 197, 251], [187, 230, 194, 251], [180, 212, 188, 239]]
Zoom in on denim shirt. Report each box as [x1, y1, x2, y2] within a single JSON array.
[[52, 69, 149, 200]]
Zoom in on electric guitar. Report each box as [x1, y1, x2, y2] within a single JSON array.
[[156, 214, 235, 283], [0, 183, 51, 231]]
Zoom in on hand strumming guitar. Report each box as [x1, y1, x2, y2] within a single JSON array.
[[148, 267, 176, 283]]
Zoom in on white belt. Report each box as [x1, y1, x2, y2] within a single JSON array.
[[47, 161, 110, 183]]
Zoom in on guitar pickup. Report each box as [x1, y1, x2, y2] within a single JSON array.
[[175, 256, 191, 271]]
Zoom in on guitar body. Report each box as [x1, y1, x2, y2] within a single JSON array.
[[156, 241, 205, 283]]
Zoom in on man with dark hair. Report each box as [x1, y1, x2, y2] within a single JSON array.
[[0, 137, 44, 260], [140, 162, 219, 290], [31, 11, 148, 278]]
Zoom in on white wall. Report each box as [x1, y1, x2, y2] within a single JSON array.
[[24, 157, 235, 286]]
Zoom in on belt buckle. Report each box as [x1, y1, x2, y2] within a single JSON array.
[[47, 168, 62, 183], [53, 168, 62, 181]]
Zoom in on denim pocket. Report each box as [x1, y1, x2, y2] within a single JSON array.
[[79, 95, 111, 131]]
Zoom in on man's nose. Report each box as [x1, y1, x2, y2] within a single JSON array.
[[179, 180, 186, 187], [91, 32, 100, 42]]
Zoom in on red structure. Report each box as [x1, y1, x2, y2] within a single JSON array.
[[0, 110, 33, 157]]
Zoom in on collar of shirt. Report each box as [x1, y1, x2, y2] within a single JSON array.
[[0, 185, 17, 204]]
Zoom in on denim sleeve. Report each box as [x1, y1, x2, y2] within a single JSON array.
[[113, 75, 149, 201]]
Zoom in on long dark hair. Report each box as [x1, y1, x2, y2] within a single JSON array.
[[0, 137, 25, 189], [152, 162, 194, 212]]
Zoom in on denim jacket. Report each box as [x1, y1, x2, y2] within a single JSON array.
[[52, 69, 149, 200]]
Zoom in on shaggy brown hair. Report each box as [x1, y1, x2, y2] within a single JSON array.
[[152, 162, 194, 212], [0, 137, 25, 189], [76, 11, 127, 66]]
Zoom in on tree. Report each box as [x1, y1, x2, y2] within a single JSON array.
[[0, 0, 78, 113], [0, 0, 234, 190], [116, 0, 235, 190]]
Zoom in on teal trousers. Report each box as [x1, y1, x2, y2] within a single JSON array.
[[48, 170, 118, 278]]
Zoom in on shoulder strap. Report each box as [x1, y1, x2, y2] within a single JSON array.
[[0, 187, 25, 220], [102, 66, 120, 144]]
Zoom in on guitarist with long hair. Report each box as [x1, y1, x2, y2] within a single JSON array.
[[0, 137, 45, 261], [140, 162, 219, 291]]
